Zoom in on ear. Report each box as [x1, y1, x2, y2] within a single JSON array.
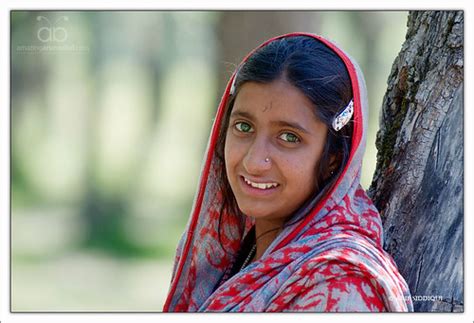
[[328, 154, 338, 174]]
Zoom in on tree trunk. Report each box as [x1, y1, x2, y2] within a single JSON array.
[[368, 11, 463, 312]]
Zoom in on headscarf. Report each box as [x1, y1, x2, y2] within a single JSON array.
[[163, 32, 413, 312]]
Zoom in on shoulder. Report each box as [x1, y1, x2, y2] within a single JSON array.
[[305, 272, 386, 312], [269, 259, 386, 312]]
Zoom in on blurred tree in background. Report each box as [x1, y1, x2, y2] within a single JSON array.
[[11, 11, 408, 311]]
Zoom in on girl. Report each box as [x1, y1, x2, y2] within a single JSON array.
[[163, 33, 413, 312]]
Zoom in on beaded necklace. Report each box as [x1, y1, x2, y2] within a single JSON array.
[[239, 244, 256, 271]]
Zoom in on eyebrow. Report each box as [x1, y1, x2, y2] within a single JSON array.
[[230, 110, 311, 134]]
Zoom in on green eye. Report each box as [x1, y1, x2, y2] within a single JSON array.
[[235, 122, 253, 133], [279, 132, 300, 143]]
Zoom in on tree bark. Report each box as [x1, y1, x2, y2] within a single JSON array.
[[368, 11, 463, 312]]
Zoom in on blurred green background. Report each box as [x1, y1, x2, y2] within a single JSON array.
[[11, 11, 408, 311]]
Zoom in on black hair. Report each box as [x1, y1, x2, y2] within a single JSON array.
[[214, 35, 354, 252]]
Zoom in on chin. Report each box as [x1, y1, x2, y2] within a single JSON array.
[[237, 203, 274, 219]]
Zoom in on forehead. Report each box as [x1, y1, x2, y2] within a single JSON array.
[[231, 80, 321, 125]]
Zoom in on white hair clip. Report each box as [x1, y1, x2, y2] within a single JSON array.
[[332, 99, 354, 131]]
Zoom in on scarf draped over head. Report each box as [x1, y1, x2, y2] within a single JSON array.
[[163, 32, 413, 312]]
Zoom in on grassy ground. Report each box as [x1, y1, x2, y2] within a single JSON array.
[[11, 209, 178, 311], [12, 252, 173, 311]]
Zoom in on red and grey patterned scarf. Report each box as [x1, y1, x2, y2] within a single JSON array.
[[163, 33, 413, 312]]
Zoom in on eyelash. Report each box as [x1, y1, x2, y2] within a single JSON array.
[[233, 121, 301, 144]]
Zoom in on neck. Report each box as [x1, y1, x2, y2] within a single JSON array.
[[253, 218, 284, 261]]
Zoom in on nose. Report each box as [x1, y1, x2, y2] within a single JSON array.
[[242, 136, 272, 175]]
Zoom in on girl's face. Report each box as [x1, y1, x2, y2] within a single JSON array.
[[224, 79, 328, 223]]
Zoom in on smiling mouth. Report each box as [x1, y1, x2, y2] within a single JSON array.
[[241, 176, 280, 190]]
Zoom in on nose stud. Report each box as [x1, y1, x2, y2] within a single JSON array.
[[265, 157, 270, 163]]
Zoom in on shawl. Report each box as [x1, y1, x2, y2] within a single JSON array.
[[163, 32, 413, 312]]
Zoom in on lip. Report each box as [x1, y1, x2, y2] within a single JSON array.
[[238, 175, 280, 197]]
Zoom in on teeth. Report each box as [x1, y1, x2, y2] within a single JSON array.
[[243, 177, 279, 190]]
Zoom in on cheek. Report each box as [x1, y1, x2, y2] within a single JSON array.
[[224, 133, 233, 168], [224, 134, 244, 174], [283, 152, 320, 191]]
